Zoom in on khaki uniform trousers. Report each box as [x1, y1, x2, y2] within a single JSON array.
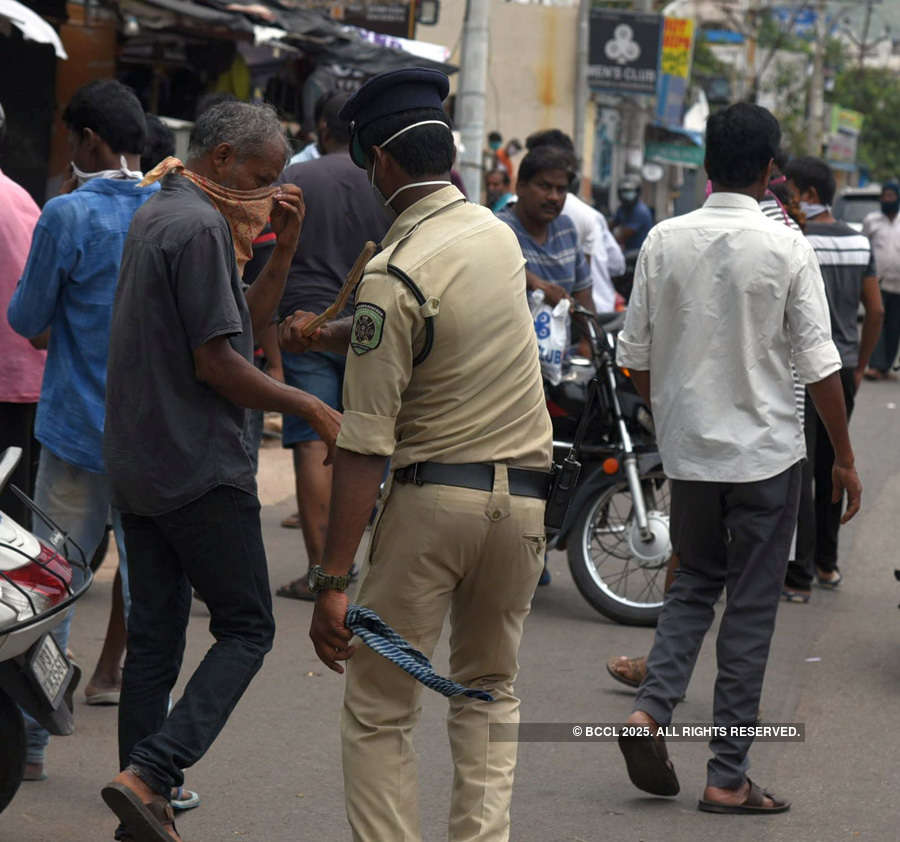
[[342, 464, 546, 842]]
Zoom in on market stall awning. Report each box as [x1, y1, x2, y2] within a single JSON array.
[[0, 0, 67, 58], [113, 0, 456, 75]]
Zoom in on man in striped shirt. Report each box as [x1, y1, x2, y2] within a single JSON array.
[[496, 146, 594, 310], [783, 156, 883, 599]]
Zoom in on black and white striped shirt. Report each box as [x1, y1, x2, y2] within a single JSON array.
[[760, 197, 806, 422], [805, 221, 876, 369]]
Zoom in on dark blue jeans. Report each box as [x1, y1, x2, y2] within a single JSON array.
[[870, 289, 900, 373], [118, 485, 275, 795]]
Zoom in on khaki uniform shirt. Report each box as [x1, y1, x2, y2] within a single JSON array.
[[338, 185, 552, 471]]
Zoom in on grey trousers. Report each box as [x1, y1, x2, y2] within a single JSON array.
[[634, 461, 802, 789]]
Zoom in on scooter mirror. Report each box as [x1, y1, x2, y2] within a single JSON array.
[[0, 448, 23, 496]]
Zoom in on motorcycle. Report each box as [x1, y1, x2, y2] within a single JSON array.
[[545, 306, 671, 626], [0, 447, 93, 813]]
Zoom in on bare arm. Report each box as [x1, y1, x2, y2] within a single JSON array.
[[258, 322, 284, 381], [193, 335, 340, 459], [628, 369, 650, 405], [309, 447, 388, 673], [526, 268, 570, 307], [855, 274, 884, 388], [323, 448, 387, 579], [243, 184, 305, 339], [806, 372, 861, 522], [279, 312, 353, 356]]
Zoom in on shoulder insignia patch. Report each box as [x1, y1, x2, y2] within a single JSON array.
[[350, 302, 386, 355]]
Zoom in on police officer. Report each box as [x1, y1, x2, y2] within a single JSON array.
[[279, 68, 553, 842]]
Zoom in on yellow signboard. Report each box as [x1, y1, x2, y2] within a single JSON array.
[[660, 17, 694, 79], [830, 105, 864, 136]]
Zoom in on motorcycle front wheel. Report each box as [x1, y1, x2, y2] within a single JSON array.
[[0, 689, 26, 812], [567, 471, 671, 626]]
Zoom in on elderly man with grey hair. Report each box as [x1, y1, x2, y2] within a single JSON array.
[[100, 101, 341, 842]]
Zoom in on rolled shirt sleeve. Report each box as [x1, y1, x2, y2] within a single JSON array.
[[615, 239, 652, 370], [787, 238, 842, 384], [338, 270, 417, 456]]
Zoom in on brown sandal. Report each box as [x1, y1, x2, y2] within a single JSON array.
[[102, 781, 183, 841], [698, 778, 791, 814], [275, 576, 315, 601], [606, 655, 647, 688]]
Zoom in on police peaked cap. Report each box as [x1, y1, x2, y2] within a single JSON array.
[[340, 67, 450, 167]]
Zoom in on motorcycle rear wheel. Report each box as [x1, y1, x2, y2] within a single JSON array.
[[0, 689, 26, 813], [567, 472, 670, 626]]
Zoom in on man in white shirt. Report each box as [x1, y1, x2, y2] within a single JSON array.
[[615, 103, 861, 815], [863, 182, 900, 379]]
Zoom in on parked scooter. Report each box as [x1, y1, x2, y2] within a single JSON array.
[[545, 306, 671, 626], [0, 447, 93, 813]]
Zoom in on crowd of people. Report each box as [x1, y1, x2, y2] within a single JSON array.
[[0, 63, 896, 841]]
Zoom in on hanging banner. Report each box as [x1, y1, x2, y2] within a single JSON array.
[[588, 9, 662, 95], [656, 17, 695, 127]]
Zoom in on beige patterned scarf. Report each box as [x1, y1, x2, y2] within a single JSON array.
[[140, 156, 277, 274]]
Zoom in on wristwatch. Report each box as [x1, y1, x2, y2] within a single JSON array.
[[308, 564, 352, 594]]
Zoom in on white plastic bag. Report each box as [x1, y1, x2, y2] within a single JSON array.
[[531, 291, 571, 386]]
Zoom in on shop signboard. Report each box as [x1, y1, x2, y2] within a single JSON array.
[[588, 9, 662, 95]]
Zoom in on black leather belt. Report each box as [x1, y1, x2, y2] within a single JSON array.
[[393, 462, 551, 500]]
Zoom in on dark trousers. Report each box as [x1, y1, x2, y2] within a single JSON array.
[[118, 485, 275, 795], [869, 289, 900, 373], [0, 401, 39, 528], [635, 462, 802, 789], [786, 368, 856, 588]]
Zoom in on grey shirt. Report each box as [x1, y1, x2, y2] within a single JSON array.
[[805, 220, 876, 369], [277, 152, 390, 320], [105, 175, 256, 515]]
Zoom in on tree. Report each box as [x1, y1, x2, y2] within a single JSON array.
[[832, 68, 900, 180]]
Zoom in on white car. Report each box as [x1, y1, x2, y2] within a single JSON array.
[[833, 186, 882, 232]]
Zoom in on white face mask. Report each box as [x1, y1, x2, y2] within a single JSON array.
[[799, 201, 828, 218], [367, 120, 453, 209], [71, 155, 142, 186]]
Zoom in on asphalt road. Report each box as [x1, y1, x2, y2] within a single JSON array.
[[3, 381, 900, 842]]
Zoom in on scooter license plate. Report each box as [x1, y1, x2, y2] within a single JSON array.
[[26, 633, 71, 708]]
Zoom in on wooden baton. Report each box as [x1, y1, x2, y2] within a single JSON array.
[[300, 240, 377, 337]]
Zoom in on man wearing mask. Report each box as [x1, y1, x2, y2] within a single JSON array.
[[100, 102, 340, 841], [782, 157, 882, 599], [274, 91, 390, 601], [282, 68, 552, 842], [8, 80, 159, 779], [863, 183, 900, 380], [613, 175, 654, 253]]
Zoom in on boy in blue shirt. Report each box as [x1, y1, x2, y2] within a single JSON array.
[[8, 79, 158, 782]]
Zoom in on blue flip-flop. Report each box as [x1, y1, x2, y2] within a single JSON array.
[[170, 786, 200, 811]]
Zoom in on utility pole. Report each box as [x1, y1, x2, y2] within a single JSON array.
[[807, 0, 827, 155], [621, 0, 653, 176], [858, 0, 873, 70], [456, 0, 490, 201], [573, 0, 590, 187]]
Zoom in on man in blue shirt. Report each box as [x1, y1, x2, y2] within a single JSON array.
[[613, 175, 654, 253], [7, 80, 158, 780], [496, 145, 593, 309]]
